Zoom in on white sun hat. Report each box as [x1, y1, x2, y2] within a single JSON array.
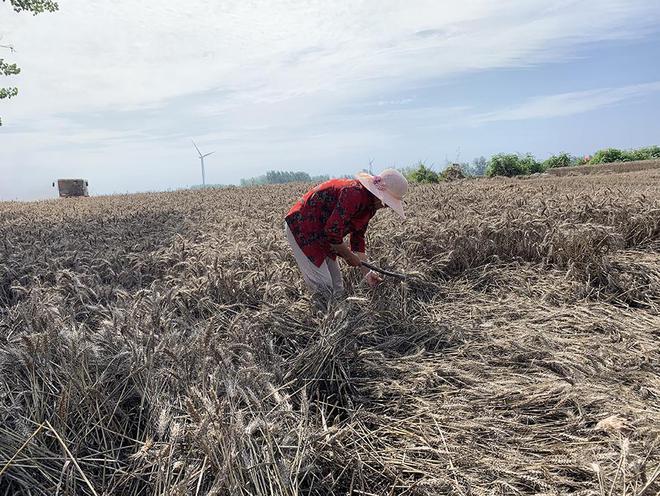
[[356, 168, 408, 219]]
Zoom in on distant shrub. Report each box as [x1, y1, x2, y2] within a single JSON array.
[[589, 146, 660, 165], [589, 148, 634, 164], [240, 170, 329, 186], [520, 154, 544, 174], [404, 163, 440, 183], [455, 162, 472, 177], [441, 163, 466, 181], [630, 145, 660, 161], [471, 156, 488, 176], [486, 154, 528, 177], [543, 152, 575, 169]]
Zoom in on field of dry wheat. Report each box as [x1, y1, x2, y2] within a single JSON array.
[[1, 170, 659, 495]]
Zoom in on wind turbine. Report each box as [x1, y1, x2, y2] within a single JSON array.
[[192, 140, 214, 186]]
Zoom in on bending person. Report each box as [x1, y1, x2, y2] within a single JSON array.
[[284, 168, 408, 295]]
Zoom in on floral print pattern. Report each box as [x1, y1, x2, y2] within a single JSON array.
[[285, 179, 377, 267]]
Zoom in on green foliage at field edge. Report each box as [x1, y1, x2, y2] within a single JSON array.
[[1, 0, 59, 126], [590, 146, 660, 165], [240, 170, 330, 186]]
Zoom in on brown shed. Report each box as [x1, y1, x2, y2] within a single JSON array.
[[53, 179, 89, 198]]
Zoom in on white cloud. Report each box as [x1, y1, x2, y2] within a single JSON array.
[[2, 1, 660, 199], [470, 81, 660, 124], [3, 0, 660, 119]]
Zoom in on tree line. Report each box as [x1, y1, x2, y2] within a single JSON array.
[[240, 170, 331, 186], [237, 144, 659, 188], [402, 145, 660, 182]]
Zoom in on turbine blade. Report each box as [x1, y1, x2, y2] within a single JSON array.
[[203, 152, 215, 158], [192, 140, 202, 157]]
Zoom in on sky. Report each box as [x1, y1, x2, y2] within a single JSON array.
[[1, 0, 660, 200]]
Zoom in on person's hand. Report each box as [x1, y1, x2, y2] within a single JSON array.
[[345, 252, 362, 267], [365, 270, 383, 287]]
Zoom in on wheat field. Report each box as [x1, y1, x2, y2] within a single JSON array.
[[1, 170, 659, 495]]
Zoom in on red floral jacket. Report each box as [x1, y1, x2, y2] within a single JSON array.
[[285, 178, 378, 267]]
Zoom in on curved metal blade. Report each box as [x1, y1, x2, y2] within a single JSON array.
[[361, 261, 407, 280]]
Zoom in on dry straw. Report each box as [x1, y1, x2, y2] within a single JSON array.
[[0, 170, 659, 495]]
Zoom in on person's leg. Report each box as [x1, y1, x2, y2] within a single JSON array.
[[325, 257, 344, 294], [284, 222, 334, 294]]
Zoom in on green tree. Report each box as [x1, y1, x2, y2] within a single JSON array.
[[441, 163, 466, 181], [241, 170, 321, 186], [1, 0, 59, 125], [471, 156, 488, 176], [486, 154, 526, 177], [520, 154, 544, 174], [4, 0, 58, 14], [630, 145, 660, 161], [454, 162, 471, 176], [543, 152, 575, 169], [589, 148, 634, 164], [403, 162, 439, 183]]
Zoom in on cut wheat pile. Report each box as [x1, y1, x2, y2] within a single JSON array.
[[1, 170, 659, 495]]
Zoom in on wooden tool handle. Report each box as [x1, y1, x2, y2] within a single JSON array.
[[361, 261, 407, 280]]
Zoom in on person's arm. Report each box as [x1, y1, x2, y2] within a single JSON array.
[[350, 222, 382, 285], [330, 241, 362, 266], [350, 226, 368, 274]]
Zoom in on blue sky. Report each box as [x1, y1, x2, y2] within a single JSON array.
[[1, 0, 660, 200]]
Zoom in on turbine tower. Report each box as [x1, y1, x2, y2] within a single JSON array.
[[192, 140, 214, 186]]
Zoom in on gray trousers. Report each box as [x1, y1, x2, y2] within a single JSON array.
[[284, 222, 344, 294]]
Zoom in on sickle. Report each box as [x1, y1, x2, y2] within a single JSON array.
[[360, 261, 407, 280]]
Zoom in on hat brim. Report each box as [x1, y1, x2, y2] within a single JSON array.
[[356, 172, 405, 219]]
